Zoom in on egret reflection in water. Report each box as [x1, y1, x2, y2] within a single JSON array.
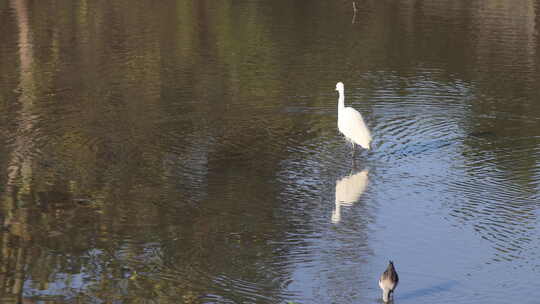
[[331, 169, 369, 223]]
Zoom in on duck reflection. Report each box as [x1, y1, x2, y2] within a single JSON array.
[[331, 169, 369, 223]]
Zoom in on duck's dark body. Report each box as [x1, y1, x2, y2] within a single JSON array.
[[379, 261, 399, 302]]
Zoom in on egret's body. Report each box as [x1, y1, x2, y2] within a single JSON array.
[[379, 261, 399, 302], [335, 82, 371, 152]]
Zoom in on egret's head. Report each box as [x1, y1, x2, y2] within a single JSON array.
[[335, 82, 344, 92]]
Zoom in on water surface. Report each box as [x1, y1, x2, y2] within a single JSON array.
[[1, 0, 540, 303]]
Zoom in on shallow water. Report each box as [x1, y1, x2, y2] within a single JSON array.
[[1, 0, 540, 303]]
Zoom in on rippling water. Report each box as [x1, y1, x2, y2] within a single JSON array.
[[1, 0, 540, 303]]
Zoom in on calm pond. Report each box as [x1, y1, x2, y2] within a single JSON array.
[[1, 0, 540, 303]]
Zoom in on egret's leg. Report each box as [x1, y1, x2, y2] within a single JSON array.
[[350, 157, 357, 171]]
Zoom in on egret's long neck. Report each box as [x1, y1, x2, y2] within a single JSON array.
[[338, 89, 345, 112]]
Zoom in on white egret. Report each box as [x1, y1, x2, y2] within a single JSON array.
[[335, 82, 372, 154], [379, 261, 399, 302]]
